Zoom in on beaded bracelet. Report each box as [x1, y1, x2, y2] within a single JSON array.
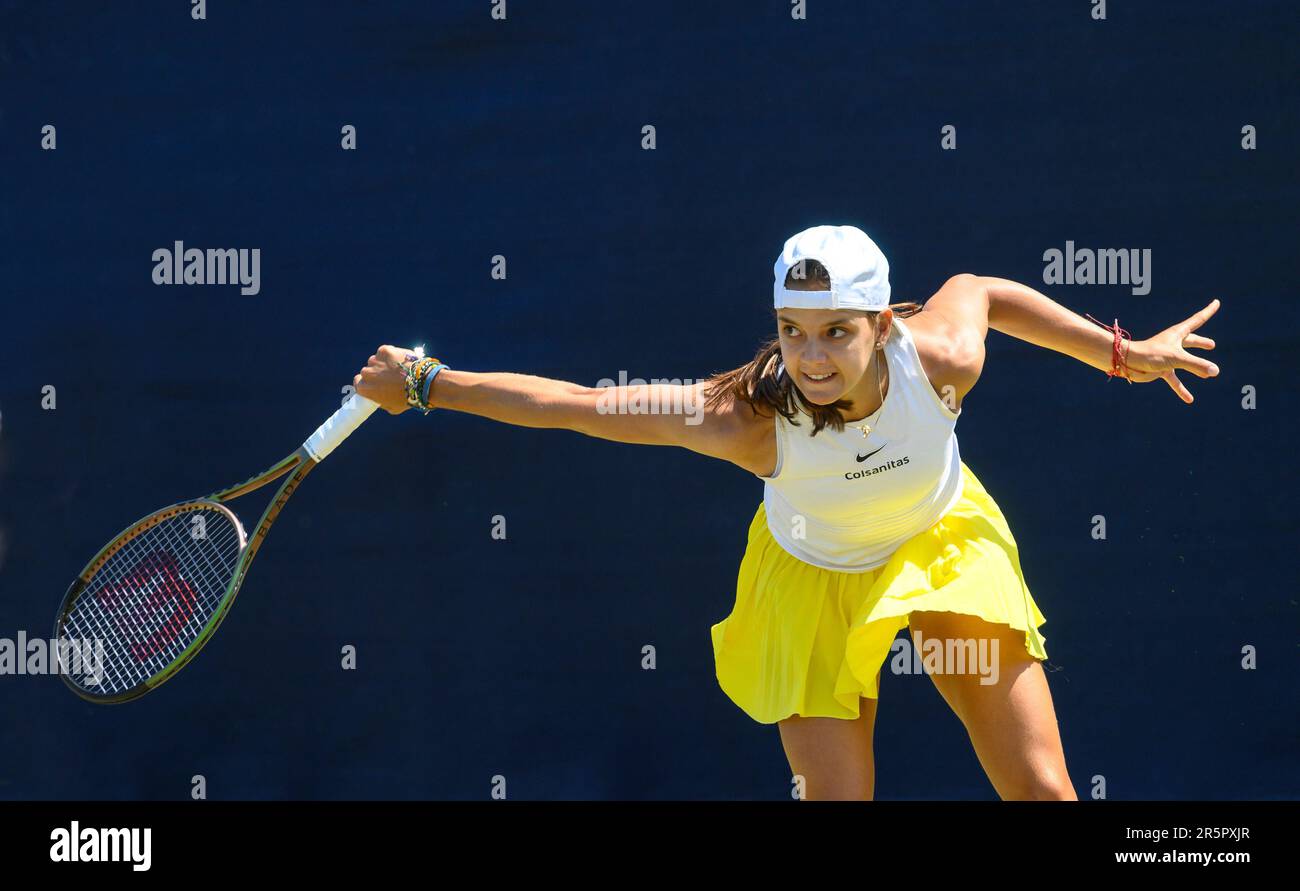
[[403, 356, 446, 414], [420, 362, 446, 409], [406, 358, 434, 411]]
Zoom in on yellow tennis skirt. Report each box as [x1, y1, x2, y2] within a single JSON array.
[[710, 460, 1048, 724]]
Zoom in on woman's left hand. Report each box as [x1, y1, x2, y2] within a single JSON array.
[[1120, 299, 1221, 403]]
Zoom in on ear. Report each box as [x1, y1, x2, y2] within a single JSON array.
[[875, 309, 895, 345]]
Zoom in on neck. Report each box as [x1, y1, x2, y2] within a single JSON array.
[[841, 350, 889, 424]]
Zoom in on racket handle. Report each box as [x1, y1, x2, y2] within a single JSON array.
[[303, 392, 381, 462]]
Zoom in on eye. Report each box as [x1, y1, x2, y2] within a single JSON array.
[[781, 325, 800, 337], [827, 326, 847, 338]]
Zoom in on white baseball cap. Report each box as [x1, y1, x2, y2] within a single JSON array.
[[773, 224, 892, 311]]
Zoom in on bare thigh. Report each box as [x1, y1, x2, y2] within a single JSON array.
[[908, 610, 1075, 800], [777, 691, 878, 801]]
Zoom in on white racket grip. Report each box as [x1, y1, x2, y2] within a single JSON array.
[[303, 393, 381, 462]]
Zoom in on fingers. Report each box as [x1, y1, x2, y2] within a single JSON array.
[[354, 362, 386, 391], [358, 346, 394, 384], [1163, 369, 1194, 404], [1183, 333, 1215, 350], [1184, 298, 1221, 331], [1177, 348, 1220, 379], [351, 347, 414, 416], [376, 344, 405, 364]]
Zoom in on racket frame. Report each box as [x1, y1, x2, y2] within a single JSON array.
[[54, 446, 317, 703]]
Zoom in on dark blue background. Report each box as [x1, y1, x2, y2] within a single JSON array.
[[1, 1, 1296, 799]]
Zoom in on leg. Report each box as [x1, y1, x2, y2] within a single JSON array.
[[777, 693, 878, 801], [907, 611, 1076, 800]]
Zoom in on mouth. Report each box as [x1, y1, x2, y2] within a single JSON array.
[[802, 371, 837, 384]]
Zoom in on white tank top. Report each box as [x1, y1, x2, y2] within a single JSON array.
[[758, 315, 965, 572]]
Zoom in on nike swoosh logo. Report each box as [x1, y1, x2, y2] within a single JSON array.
[[856, 445, 886, 463]]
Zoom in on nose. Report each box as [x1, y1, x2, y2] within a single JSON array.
[[802, 341, 829, 364]]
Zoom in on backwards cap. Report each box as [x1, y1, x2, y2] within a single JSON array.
[[773, 224, 891, 311]]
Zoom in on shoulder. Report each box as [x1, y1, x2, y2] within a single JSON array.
[[897, 277, 988, 404], [692, 379, 778, 474]]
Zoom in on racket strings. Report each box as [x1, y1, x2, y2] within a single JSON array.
[[60, 507, 243, 695], [71, 518, 241, 692]]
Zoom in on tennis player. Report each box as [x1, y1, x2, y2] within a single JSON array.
[[354, 224, 1220, 800]]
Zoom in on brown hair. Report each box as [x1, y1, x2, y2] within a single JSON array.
[[702, 260, 922, 436]]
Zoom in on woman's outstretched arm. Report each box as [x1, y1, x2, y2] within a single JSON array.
[[352, 347, 764, 467], [922, 274, 1221, 403]]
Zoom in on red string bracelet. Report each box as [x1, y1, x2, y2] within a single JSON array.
[[1084, 313, 1134, 383]]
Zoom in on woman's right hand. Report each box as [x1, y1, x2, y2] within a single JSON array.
[[353, 345, 418, 415]]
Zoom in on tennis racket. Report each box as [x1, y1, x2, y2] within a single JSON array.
[[54, 387, 384, 703]]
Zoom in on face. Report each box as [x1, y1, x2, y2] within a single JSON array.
[[777, 306, 893, 408]]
